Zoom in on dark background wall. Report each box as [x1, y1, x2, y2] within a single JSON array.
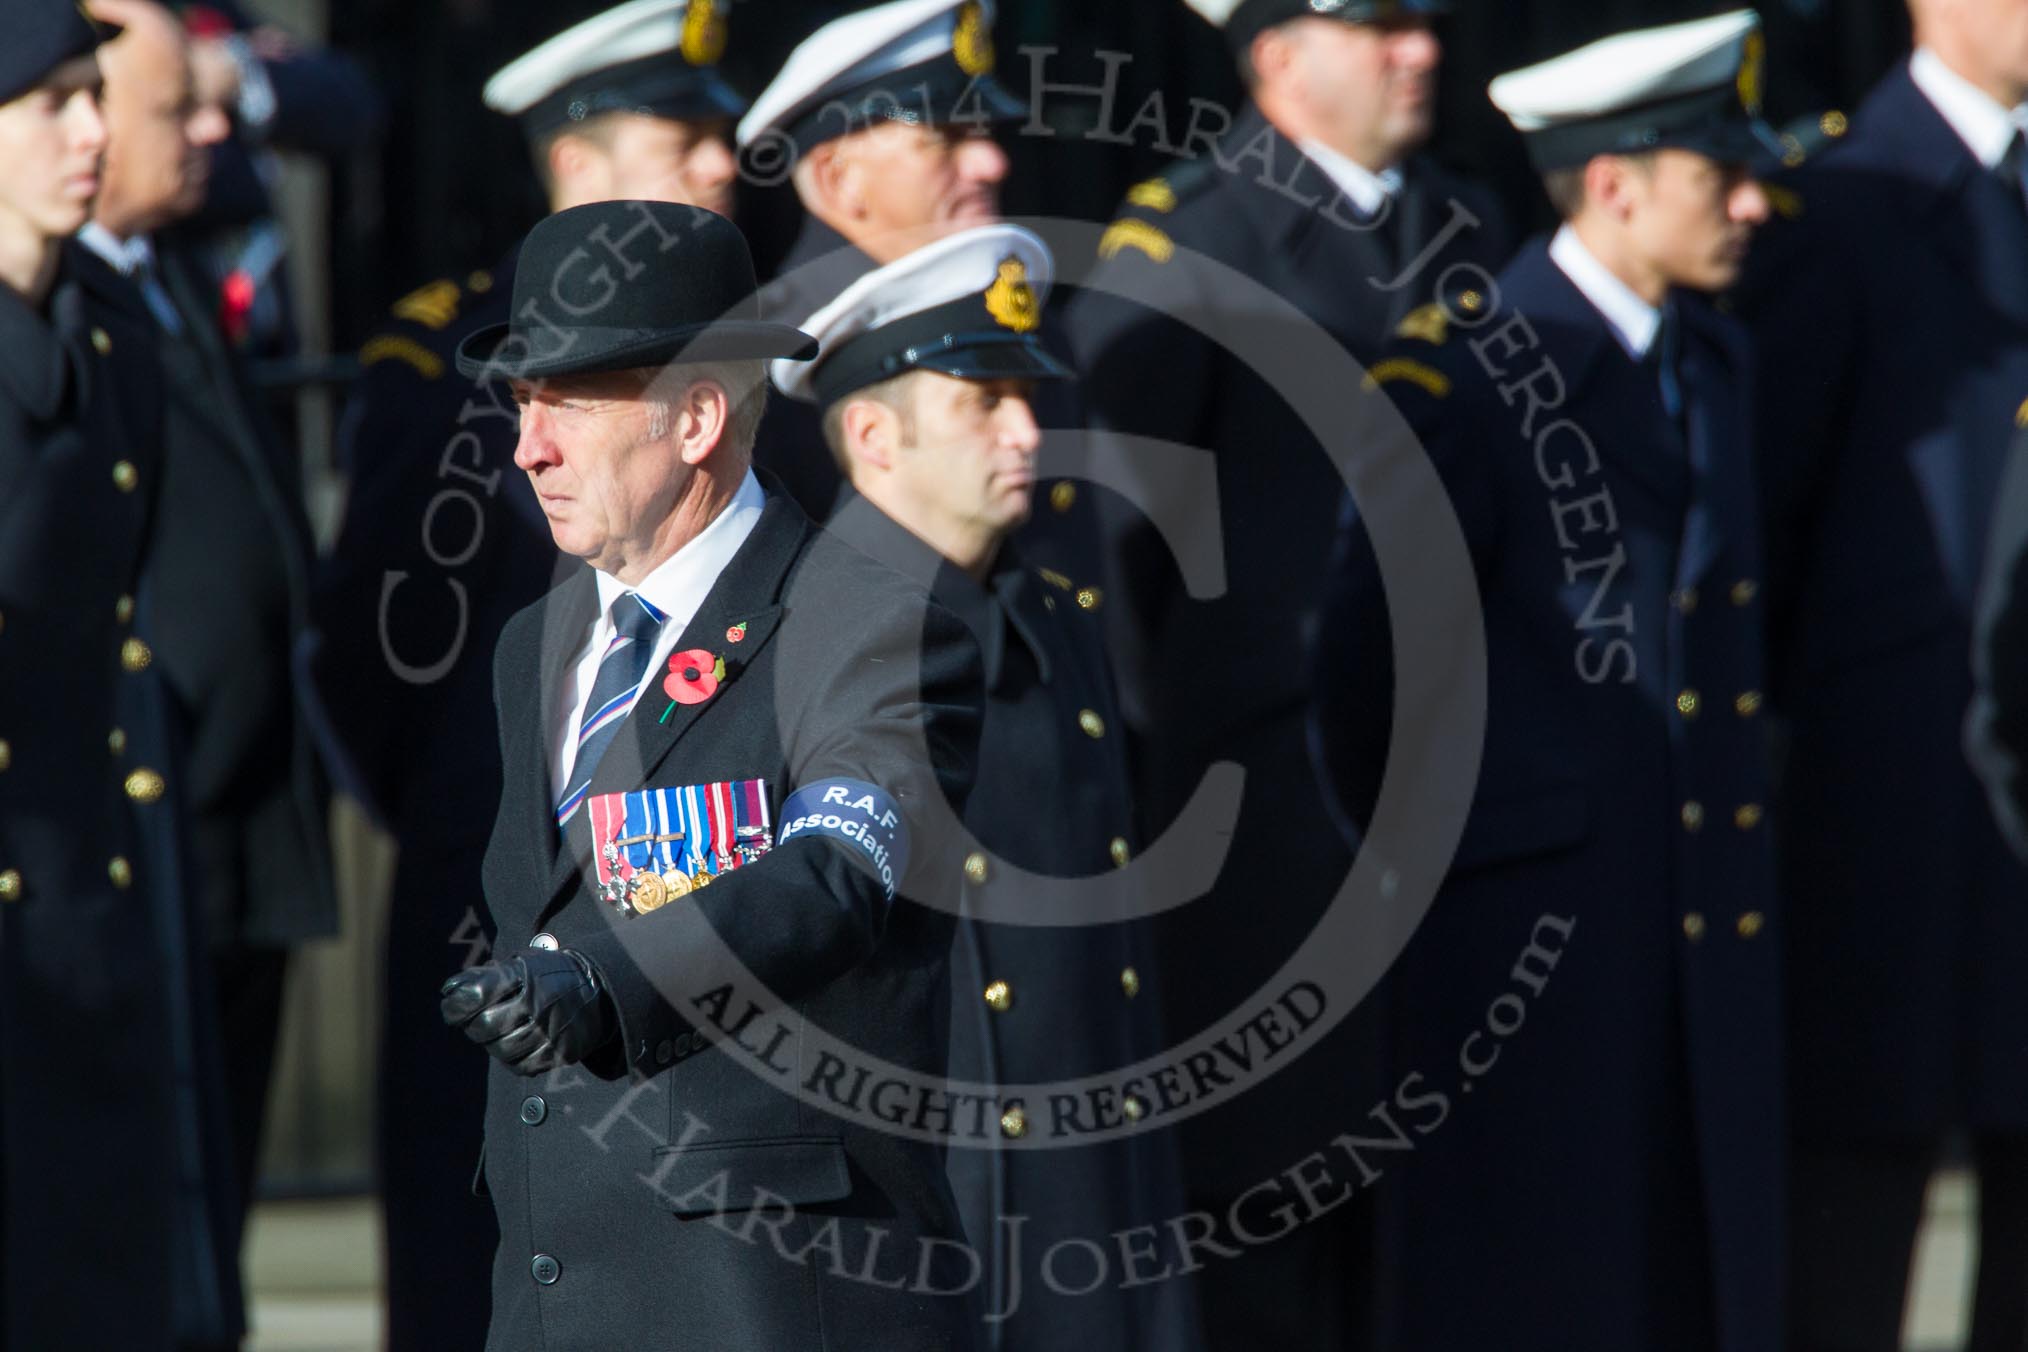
[[321, 0, 1911, 350]]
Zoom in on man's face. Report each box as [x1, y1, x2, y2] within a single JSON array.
[[596, 113, 739, 218], [0, 56, 109, 246], [510, 370, 688, 571], [97, 12, 231, 234], [881, 373, 1041, 543], [1622, 149, 1770, 293], [1279, 17, 1441, 170], [835, 122, 1007, 257]]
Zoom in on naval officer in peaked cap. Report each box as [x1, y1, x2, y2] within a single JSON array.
[[308, 4, 752, 1345], [772, 224, 1202, 1351], [1313, 12, 1784, 1350], [738, 0, 1027, 521], [436, 199, 989, 1352]]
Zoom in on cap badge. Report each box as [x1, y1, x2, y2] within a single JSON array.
[[1737, 29, 1765, 116], [682, 0, 729, 67], [953, 1, 995, 78], [984, 257, 1040, 332]]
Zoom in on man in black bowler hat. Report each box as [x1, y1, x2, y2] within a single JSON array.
[[309, 8, 752, 1340], [439, 199, 988, 1351], [0, 2, 227, 1348]]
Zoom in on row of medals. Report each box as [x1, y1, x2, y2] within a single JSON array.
[[606, 839, 770, 915]]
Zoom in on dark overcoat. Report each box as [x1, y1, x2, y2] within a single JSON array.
[[1312, 241, 1784, 1352], [477, 485, 989, 1351]]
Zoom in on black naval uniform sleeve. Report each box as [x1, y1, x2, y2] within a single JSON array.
[[1969, 424, 2028, 861], [559, 563, 985, 1079]]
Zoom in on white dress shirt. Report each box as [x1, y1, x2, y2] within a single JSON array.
[[1549, 224, 1661, 359], [1910, 46, 2027, 170], [76, 222, 184, 335], [1297, 137, 1405, 219], [549, 470, 766, 798]]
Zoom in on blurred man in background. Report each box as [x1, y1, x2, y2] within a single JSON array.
[[740, 0, 1026, 520], [1064, 2, 1508, 1345], [310, 3, 747, 1344], [86, 7, 337, 1318], [1739, 0, 2028, 1346]]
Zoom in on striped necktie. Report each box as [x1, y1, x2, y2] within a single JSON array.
[[555, 592, 666, 827]]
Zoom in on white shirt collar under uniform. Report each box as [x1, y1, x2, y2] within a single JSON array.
[[1296, 137, 1405, 219], [1910, 46, 2027, 170], [1550, 224, 1661, 360], [76, 221, 157, 276], [550, 469, 767, 797]]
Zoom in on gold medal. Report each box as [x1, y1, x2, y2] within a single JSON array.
[[691, 869, 715, 890], [628, 871, 671, 914], [662, 868, 694, 899]]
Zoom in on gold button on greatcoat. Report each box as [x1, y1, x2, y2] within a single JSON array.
[[1735, 691, 1763, 717], [0, 740, 10, 772], [999, 1107, 1027, 1139], [1121, 967, 1141, 999], [90, 327, 111, 355], [963, 852, 989, 885], [1731, 579, 1758, 607], [1078, 709, 1105, 739], [112, 460, 139, 493], [0, 869, 20, 901], [983, 980, 1012, 1013], [115, 594, 134, 625], [121, 637, 152, 672], [125, 767, 166, 803], [1076, 587, 1102, 611], [1123, 1096, 1146, 1122], [1676, 689, 1700, 718], [1672, 588, 1699, 616], [1734, 803, 1764, 831], [1681, 801, 1705, 832], [1459, 289, 1485, 313], [1737, 911, 1766, 939], [108, 857, 132, 890], [1683, 913, 1707, 941], [1109, 837, 1130, 868], [108, 727, 126, 756], [1050, 481, 1077, 513], [1821, 110, 1848, 137]]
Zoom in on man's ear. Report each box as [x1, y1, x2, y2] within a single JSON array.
[[674, 379, 732, 467], [840, 397, 898, 476], [805, 140, 864, 220], [548, 132, 603, 197], [1585, 154, 1644, 223]]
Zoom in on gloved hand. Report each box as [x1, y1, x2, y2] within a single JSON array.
[[440, 948, 617, 1075]]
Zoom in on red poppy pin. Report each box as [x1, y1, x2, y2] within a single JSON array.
[[726, 622, 748, 644], [659, 648, 727, 722]]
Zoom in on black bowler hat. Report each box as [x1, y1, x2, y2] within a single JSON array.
[[454, 200, 817, 381], [1, 0, 117, 108], [771, 224, 1073, 407], [1185, 0, 1450, 56]]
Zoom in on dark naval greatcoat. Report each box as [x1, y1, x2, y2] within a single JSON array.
[[0, 243, 187, 1349], [1738, 61, 2028, 1143], [477, 485, 988, 1351], [823, 495, 1196, 1351], [1312, 240, 1783, 1352]]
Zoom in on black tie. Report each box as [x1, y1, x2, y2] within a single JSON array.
[[1999, 131, 2028, 218]]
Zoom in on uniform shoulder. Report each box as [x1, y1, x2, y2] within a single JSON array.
[[357, 268, 508, 383], [1361, 277, 1498, 407], [1094, 155, 1229, 269]]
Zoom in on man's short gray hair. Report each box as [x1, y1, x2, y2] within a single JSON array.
[[642, 359, 771, 460]]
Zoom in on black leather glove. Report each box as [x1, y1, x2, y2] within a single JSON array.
[[440, 948, 617, 1075]]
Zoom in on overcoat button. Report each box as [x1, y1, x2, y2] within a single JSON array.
[[983, 980, 1012, 1013], [520, 1096, 547, 1125], [531, 1254, 561, 1285], [1000, 1107, 1028, 1139]]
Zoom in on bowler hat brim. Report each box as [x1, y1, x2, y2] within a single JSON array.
[[454, 319, 819, 382]]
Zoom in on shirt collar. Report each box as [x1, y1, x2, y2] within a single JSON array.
[[1296, 137, 1404, 218], [593, 470, 766, 631], [75, 222, 156, 278], [1550, 225, 1661, 359], [1910, 47, 2027, 169]]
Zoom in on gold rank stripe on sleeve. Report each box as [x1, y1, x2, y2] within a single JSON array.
[[360, 334, 447, 381], [1125, 177, 1178, 213], [1098, 219, 1175, 265], [1037, 567, 1074, 592], [390, 279, 462, 330], [1364, 359, 1452, 398]]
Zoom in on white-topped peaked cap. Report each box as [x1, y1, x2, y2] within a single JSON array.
[[771, 223, 1073, 405], [483, 0, 744, 134], [1181, 0, 1450, 54], [736, 0, 1023, 154], [1490, 10, 1775, 170]]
